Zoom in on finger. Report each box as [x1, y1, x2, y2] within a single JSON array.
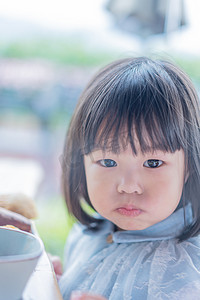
[[70, 291, 107, 300], [48, 253, 63, 275]]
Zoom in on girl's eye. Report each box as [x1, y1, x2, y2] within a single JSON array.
[[143, 159, 163, 168], [98, 159, 117, 168]]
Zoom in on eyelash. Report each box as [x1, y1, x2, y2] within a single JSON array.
[[98, 159, 163, 168]]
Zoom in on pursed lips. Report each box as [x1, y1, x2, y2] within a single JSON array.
[[116, 205, 143, 217]]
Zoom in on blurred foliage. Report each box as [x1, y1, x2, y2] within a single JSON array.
[[35, 196, 75, 261], [174, 56, 200, 84], [0, 37, 116, 67], [0, 37, 199, 82]]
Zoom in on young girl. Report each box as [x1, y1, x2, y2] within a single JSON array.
[[59, 57, 200, 300]]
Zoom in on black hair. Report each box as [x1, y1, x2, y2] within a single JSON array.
[[61, 56, 200, 241]]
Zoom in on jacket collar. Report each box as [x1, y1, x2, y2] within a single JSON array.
[[84, 203, 193, 243]]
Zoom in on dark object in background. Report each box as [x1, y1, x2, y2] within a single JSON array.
[[106, 0, 187, 38]]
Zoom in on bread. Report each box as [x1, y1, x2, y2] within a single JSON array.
[[0, 193, 37, 219]]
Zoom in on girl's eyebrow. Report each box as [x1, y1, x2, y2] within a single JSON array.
[[90, 148, 113, 155], [145, 149, 170, 155], [90, 145, 116, 153], [91, 148, 172, 157]]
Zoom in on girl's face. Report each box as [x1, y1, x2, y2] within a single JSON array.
[[84, 140, 186, 231]]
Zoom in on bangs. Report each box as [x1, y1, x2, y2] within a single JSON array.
[[81, 60, 186, 155]]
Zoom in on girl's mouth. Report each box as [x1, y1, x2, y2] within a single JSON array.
[[116, 206, 142, 217]]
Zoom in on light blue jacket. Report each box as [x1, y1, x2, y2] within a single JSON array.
[[59, 204, 200, 300]]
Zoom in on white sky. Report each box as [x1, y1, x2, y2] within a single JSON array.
[[0, 0, 110, 31]]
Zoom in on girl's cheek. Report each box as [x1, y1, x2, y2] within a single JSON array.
[[90, 166, 117, 180]]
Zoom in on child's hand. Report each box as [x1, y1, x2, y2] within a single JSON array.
[[70, 291, 107, 300], [47, 253, 63, 280]]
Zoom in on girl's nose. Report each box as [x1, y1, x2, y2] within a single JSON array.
[[117, 174, 144, 195]]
